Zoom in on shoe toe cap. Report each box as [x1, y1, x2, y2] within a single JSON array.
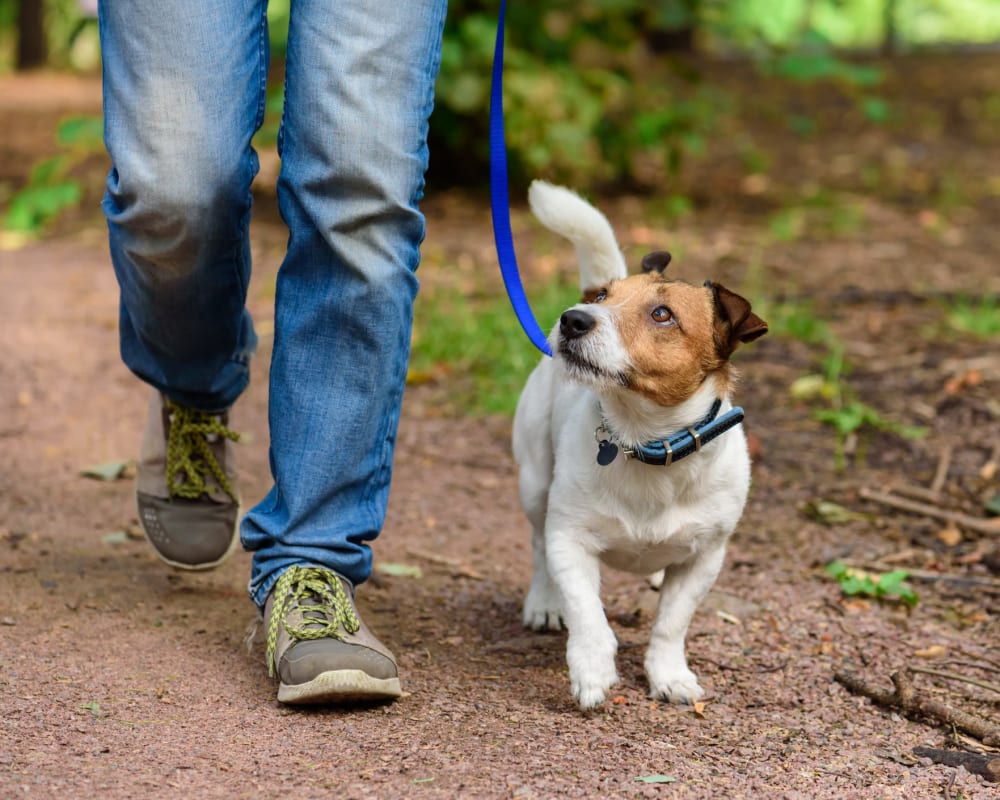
[[280, 638, 398, 685], [137, 492, 239, 569]]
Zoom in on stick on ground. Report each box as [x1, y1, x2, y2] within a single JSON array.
[[859, 488, 1000, 536], [834, 669, 1000, 747], [912, 747, 1000, 783]]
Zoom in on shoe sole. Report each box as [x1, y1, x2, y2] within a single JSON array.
[[277, 669, 402, 705]]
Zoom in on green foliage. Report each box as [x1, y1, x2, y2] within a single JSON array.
[[754, 298, 833, 345], [767, 189, 867, 242], [825, 561, 919, 608], [808, 344, 927, 470], [3, 115, 103, 235], [410, 279, 579, 415], [432, 2, 725, 187], [943, 295, 1000, 338], [758, 297, 926, 469], [814, 401, 928, 442]]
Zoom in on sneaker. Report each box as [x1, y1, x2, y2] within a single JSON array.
[[136, 391, 241, 570], [265, 565, 402, 704]]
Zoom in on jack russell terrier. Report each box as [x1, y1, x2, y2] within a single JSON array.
[[512, 181, 768, 710]]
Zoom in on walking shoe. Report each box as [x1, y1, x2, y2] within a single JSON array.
[[265, 565, 402, 704], [136, 391, 241, 570]]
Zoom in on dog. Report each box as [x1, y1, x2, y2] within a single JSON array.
[[512, 181, 768, 710]]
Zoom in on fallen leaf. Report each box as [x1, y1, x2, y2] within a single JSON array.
[[635, 775, 678, 784], [692, 701, 708, 717], [80, 460, 131, 481], [101, 531, 129, 545], [611, 695, 628, 705], [985, 492, 1000, 517], [935, 524, 963, 547], [804, 500, 872, 525], [914, 645, 947, 659], [80, 701, 102, 717], [375, 562, 423, 579]]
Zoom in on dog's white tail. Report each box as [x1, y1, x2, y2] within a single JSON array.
[[528, 180, 627, 290]]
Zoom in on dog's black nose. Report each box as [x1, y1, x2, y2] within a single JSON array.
[[560, 309, 596, 339]]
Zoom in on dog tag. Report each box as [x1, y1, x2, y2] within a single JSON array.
[[596, 439, 618, 466]]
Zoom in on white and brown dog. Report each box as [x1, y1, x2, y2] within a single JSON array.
[[513, 182, 767, 710]]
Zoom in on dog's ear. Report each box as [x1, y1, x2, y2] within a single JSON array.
[[706, 281, 768, 359], [641, 251, 672, 274]]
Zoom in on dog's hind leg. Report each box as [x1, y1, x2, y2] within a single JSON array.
[[644, 544, 727, 705], [520, 474, 564, 631]]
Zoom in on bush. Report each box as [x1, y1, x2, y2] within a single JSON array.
[[430, 1, 720, 190]]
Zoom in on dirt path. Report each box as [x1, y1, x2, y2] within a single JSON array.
[[2, 67, 999, 798], [1, 208, 997, 799]]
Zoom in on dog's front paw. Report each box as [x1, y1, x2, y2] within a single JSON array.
[[573, 678, 618, 710], [647, 667, 705, 705], [523, 583, 564, 631], [568, 631, 618, 709]]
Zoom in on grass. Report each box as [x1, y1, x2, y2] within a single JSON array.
[[943, 295, 1000, 338], [410, 279, 579, 415]]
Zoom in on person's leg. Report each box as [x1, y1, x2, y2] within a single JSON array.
[[100, 0, 267, 568], [240, 0, 446, 702], [100, 0, 265, 410], [241, 0, 447, 601]]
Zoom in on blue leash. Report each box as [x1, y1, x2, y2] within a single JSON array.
[[490, 0, 553, 357]]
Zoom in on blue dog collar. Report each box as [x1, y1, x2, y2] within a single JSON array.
[[595, 399, 745, 467]]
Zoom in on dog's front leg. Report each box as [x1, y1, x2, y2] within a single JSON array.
[[645, 544, 727, 704], [547, 530, 618, 709]]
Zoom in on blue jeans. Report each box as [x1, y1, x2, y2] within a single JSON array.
[[99, 0, 447, 608]]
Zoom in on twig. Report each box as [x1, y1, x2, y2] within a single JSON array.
[[834, 669, 1000, 746], [942, 657, 1000, 676], [908, 665, 1000, 696], [889, 483, 947, 506], [931, 445, 953, 496], [859, 488, 1000, 536], [981, 444, 999, 482], [912, 747, 1000, 783], [944, 768, 957, 798], [405, 548, 485, 581]]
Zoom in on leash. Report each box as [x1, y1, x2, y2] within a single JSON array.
[[490, 0, 553, 357]]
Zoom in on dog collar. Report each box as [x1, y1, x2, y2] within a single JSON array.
[[594, 399, 745, 467]]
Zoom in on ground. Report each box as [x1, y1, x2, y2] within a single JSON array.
[[1, 58, 998, 799]]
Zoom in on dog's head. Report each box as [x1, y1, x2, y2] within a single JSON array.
[[554, 250, 768, 407]]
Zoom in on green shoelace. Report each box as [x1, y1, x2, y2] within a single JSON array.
[[165, 400, 240, 502], [266, 566, 361, 678]]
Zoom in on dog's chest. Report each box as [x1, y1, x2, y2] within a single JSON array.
[[587, 475, 731, 574], [592, 503, 718, 574]]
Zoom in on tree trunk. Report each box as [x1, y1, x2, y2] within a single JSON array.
[[17, 0, 48, 70]]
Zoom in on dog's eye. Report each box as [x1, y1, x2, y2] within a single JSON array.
[[595, 289, 608, 303], [651, 306, 675, 325]]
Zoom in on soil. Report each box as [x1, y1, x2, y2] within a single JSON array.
[[1, 60, 999, 799]]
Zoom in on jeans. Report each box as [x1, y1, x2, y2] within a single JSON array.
[[99, 0, 447, 608]]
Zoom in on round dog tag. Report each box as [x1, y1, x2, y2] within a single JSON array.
[[596, 440, 618, 466]]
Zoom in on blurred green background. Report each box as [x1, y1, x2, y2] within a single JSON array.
[[2, 0, 999, 420], [4, 0, 1000, 191]]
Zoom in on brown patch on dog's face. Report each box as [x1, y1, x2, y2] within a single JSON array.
[[593, 273, 766, 408], [581, 286, 605, 304]]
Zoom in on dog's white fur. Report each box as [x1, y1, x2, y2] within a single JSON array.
[[513, 181, 764, 709]]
